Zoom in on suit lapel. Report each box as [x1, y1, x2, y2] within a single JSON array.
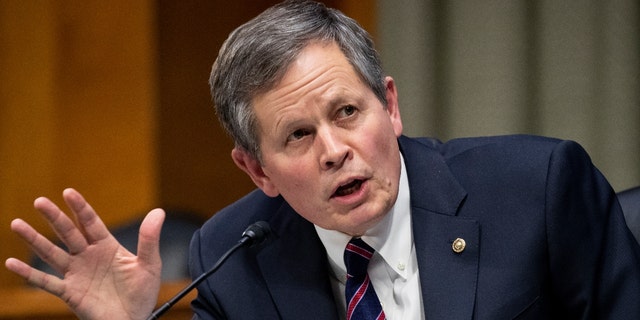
[[400, 136, 480, 319], [412, 208, 480, 319], [256, 201, 340, 319], [252, 136, 479, 319]]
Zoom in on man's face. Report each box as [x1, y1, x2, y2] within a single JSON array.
[[233, 41, 403, 236]]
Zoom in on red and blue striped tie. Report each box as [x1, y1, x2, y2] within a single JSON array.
[[344, 238, 386, 320]]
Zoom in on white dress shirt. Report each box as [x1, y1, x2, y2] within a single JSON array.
[[315, 154, 425, 320]]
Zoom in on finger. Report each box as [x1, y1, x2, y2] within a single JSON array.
[[5, 257, 66, 297], [62, 188, 112, 244], [137, 208, 165, 270], [34, 196, 89, 254], [10, 219, 71, 274]]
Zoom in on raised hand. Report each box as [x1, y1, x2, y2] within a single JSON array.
[[5, 188, 165, 320]]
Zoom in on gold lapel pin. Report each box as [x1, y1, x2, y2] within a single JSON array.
[[452, 238, 466, 253]]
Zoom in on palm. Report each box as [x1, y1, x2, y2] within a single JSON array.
[[60, 239, 157, 319], [5, 188, 164, 320]]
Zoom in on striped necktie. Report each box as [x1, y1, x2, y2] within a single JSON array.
[[344, 238, 386, 320]]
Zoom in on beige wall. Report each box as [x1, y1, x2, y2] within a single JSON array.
[[379, 0, 639, 191]]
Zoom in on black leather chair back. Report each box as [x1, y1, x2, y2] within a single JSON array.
[[618, 186, 640, 244]]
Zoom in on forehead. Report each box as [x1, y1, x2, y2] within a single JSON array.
[[254, 41, 361, 104], [281, 41, 353, 86]]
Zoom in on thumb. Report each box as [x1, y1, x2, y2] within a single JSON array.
[[137, 208, 165, 269]]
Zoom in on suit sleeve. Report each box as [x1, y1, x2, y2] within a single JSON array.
[[544, 140, 640, 318]]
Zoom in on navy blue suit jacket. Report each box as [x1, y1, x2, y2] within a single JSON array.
[[189, 135, 640, 319]]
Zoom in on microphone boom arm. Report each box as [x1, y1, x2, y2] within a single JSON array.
[[146, 221, 270, 320]]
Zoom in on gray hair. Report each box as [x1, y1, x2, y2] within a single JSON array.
[[209, 0, 386, 161]]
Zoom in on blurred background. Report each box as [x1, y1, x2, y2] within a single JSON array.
[[0, 0, 638, 318], [380, 0, 639, 192]]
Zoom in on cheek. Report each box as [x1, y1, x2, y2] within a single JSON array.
[[366, 131, 401, 193], [366, 132, 398, 165], [268, 161, 316, 193]]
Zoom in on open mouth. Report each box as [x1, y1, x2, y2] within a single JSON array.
[[333, 179, 364, 197]]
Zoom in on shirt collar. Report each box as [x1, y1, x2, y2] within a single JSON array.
[[315, 153, 412, 281]]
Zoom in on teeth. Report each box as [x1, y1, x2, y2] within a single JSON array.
[[335, 180, 362, 196]]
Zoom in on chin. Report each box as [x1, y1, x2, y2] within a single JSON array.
[[346, 214, 386, 235]]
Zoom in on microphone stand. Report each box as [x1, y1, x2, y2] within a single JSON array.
[[147, 221, 270, 320]]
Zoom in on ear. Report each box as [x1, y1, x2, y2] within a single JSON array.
[[231, 147, 280, 197], [384, 76, 403, 137]]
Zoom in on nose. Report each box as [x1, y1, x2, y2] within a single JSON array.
[[318, 128, 350, 170]]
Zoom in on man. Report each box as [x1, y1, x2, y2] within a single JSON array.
[[6, 1, 640, 319]]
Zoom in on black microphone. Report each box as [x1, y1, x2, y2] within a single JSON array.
[[147, 221, 271, 320]]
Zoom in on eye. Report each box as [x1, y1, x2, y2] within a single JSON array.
[[287, 128, 310, 142], [337, 105, 357, 118]]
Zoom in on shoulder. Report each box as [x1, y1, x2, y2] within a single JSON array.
[[402, 134, 579, 168], [435, 134, 562, 157], [404, 134, 593, 167], [192, 190, 287, 253], [400, 135, 598, 199]]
